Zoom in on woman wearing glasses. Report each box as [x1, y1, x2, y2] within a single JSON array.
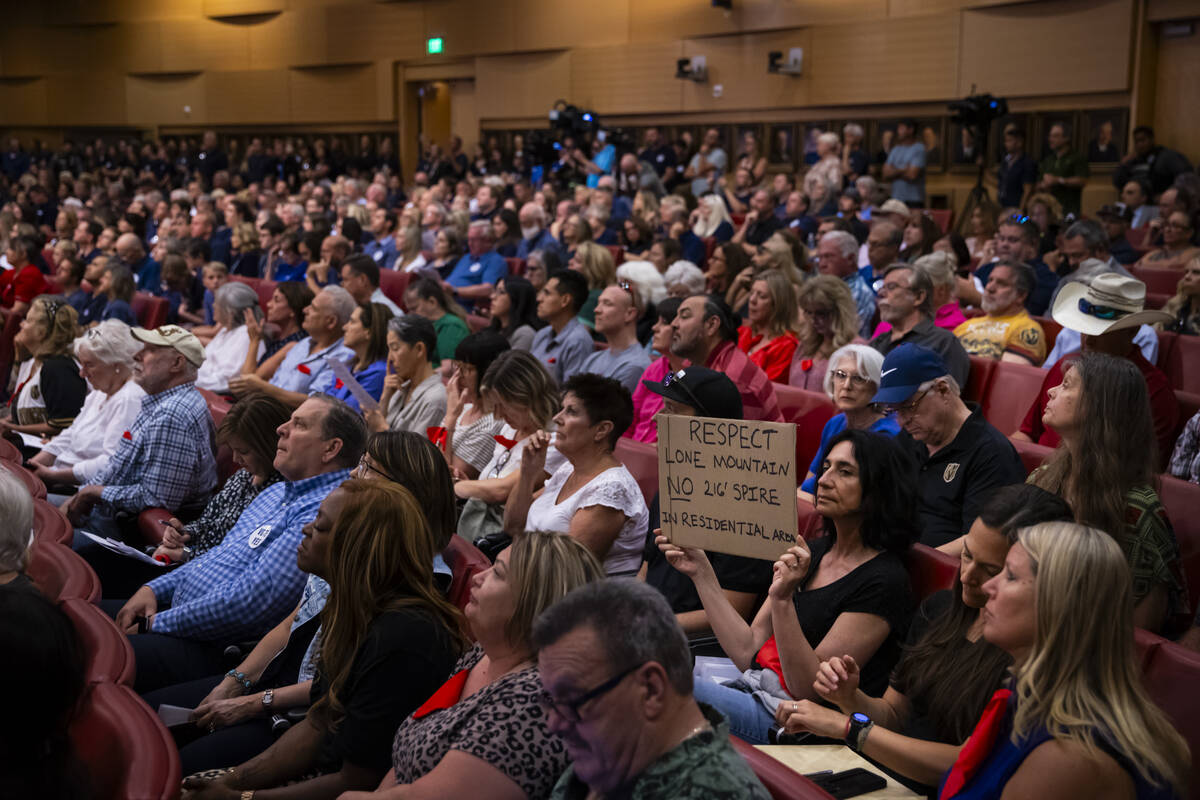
[[797, 344, 900, 505], [340, 531, 603, 800], [787, 275, 862, 392], [1136, 210, 1200, 271]]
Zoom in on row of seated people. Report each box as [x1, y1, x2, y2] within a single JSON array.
[[1, 358, 1195, 799]]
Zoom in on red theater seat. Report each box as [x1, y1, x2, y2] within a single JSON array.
[[1140, 639, 1200, 799], [772, 384, 836, 481], [379, 268, 411, 310], [1176, 390, 1200, 444], [27, 541, 101, 603], [60, 597, 136, 686], [70, 682, 181, 800], [905, 543, 958, 601], [0, 309, 23, 386], [980, 361, 1047, 438], [34, 498, 74, 545], [1, 458, 46, 499], [1031, 316, 1062, 355], [505, 257, 523, 277], [1130, 265, 1184, 297], [926, 208, 953, 234], [615, 438, 659, 505], [1163, 333, 1200, 394], [1161, 476, 1200, 616], [1009, 436, 1054, 476], [443, 535, 492, 612], [1133, 627, 1162, 673], [0, 435, 20, 462], [729, 736, 836, 800], [963, 356, 996, 405], [131, 292, 169, 330]]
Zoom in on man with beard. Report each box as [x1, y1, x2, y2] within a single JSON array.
[[953, 260, 1045, 365]]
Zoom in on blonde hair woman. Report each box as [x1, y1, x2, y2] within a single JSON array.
[[737, 270, 799, 382], [941, 521, 1189, 799], [691, 193, 735, 241], [2, 296, 86, 441], [726, 232, 805, 312], [568, 240, 616, 329], [787, 275, 860, 391]]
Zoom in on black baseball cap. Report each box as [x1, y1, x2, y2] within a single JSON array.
[[642, 366, 743, 420], [1096, 203, 1133, 224]]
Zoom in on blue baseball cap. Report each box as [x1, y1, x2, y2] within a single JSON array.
[[871, 343, 948, 405]]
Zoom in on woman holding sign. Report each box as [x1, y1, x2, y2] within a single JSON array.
[[657, 428, 917, 744]]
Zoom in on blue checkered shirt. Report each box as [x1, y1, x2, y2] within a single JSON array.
[[844, 273, 878, 341], [89, 382, 217, 514], [146, 468, 350, 642]]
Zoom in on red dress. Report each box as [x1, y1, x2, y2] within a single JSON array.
[[737, 325, 799, 383]]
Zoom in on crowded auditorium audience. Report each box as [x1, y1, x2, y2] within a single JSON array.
[[2, 97, 1199, 800]]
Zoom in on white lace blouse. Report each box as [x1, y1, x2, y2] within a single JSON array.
[[525, 463, 649, 576]]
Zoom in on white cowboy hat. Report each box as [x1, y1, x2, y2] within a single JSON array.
[[1051, 270, 1172, 336]]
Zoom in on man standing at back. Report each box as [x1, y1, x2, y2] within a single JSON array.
[[882, 119, 926, 207], [113, 394, 365, 693], [671, 294, 782, 423], [1037, 122, 1088, 217]]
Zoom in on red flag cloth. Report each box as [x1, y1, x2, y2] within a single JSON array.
[[754, 636, 796, 699], [427, 426, 448, 450], [412, 669, 470, 719], [494, 433, 519, 450], [940, 688, 1013, 798]]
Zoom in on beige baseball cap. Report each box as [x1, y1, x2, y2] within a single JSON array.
[[131, 325, 206, 367], [874, 198, 911, 218]]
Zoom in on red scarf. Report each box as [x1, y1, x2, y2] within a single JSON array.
[[940, 688, 1013, 798], [412, 670, 470, 719]]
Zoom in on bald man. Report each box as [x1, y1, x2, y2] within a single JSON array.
[[115, 232, 160, 295]]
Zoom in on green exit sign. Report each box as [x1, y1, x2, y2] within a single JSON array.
[[427, 37, 444, 55]]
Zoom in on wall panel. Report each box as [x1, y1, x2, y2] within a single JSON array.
[[423, 0, 516, 57], [46, 73, 127, 126], [808, 12, 959, 105], [1154, 31, 1200, 160], [513, 0, 631, 49], [159, 18, 252, 73], [288, 64, 380, 122], [0, 79, 50, 126], [570, 42, 684, 115], [204, 0, 284, 16], [247, 9, 329, 69], [324, 4, 425, 63], [205, 69, 291, 123], [681, 29, 813, 112], [959, 0, 1132, 97], [126, 73, 208, 126], [476, 51, 571, 121]]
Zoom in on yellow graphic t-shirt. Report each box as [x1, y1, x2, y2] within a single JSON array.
[[954, 312, 1045, 364]]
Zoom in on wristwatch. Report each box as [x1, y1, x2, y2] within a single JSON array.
[[845, 711, 874, 752], [261, 688, 274, 709]]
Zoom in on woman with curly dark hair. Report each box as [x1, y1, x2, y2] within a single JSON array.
[[657, 429, 919, 744]]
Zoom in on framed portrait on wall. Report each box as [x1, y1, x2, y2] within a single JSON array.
[[734, 124, 764, 165], [1037, 112, 1079, 161], [1083, 108, 1127, 167], [801, 122, 829, 167], [917, 117, 945, 173], [869, 119, 899, 176], [768, 124, 796, 169]]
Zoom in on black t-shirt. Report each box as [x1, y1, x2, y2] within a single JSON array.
[[744, 214, 783, 246], [777, 537, 914, 697], [312, 607, 460, 774], [643, 493, 773, 615], [895, 407, 1026, 548]]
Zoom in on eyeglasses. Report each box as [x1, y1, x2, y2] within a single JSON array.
[[876, 281, 910, 296], [882, 389, 929, 416], [354, 455, 396, 483], [538, 662, 645, 723], [662, 370, 709, 416], [830, 369, 869, 387], [1078, 298, 1131, 320]]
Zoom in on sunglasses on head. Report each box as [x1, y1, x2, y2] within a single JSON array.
[[661, 370, 710, 417], [1078, 298, 1131, 320]]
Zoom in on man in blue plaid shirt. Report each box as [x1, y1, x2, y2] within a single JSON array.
[[112, 393, 366, 693], [66, 325, 217, 537]]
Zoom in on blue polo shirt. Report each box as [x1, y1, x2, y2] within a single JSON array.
[[364, 236, 399, 271], [129, 254, 161, 295], [446, 250, 507, 310], [516, 229, 564, 260], [273, 259, 308, 283]]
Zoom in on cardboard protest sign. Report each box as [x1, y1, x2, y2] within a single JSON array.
[[657, 414, 798, 561]]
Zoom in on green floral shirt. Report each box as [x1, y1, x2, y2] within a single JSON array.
[[550, 704, 771, 800]]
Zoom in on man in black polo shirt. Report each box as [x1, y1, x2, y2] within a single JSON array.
[[870, 264, 970, 388], [732, 189, 784, 255], [640, 367, 772, 636], [872, 344, 1024, 548]]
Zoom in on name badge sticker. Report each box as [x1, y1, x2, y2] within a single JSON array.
[[247, 524, 273, 549], [469, 262, 482, 273]]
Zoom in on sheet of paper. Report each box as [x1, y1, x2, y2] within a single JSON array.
[[156, 704, 195, 728], [325, 357, 379, 414], [78, 530, 166, 568], [17, 431, 46, 449]]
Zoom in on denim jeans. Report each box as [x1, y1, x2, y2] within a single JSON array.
[[693, 678, 776, 745]]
